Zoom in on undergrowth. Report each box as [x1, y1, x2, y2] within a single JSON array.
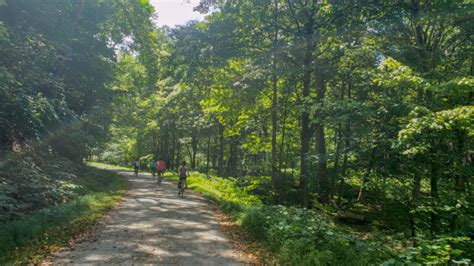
[[164, 171, 260, 217], [162, 171, 393, 264], [0, 163, 128, 264], [162, 170, 472, 265]]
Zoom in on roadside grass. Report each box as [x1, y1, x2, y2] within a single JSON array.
[[163, 171, 260, 218], [0, 168, 128, 264]]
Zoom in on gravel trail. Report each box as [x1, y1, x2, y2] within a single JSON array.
[[52, 168, 251, 265]]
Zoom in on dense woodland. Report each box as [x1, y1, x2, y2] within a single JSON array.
[[1, 0, 473, 264]]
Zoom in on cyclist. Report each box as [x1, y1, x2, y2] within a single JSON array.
[[157, 158, 166, 186], [132, 159, 140, 177], [178, 161, 188, 197], [149, 159, 157, 179]]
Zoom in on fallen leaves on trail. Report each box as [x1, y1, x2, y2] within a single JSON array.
[[214, 208, 265, 265], [40, 201, 122, 264]]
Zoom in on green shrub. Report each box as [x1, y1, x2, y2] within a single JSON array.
[[0, 153, 83, 223], [383, 237, 472, 265], [0, 167, 127, 263], [241, 206, 272, 241], [242, 205, 393, 265], [167, 171, 261, 216], [159, 169, 395, 265]]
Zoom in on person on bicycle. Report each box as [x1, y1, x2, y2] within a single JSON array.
[[157, 158, 166, 185], [149, 159, 157, 179], [178, 161, 188, 191], [132, 159, 140, 177]]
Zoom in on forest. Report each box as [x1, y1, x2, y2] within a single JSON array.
[[0, 0, 473, 264]]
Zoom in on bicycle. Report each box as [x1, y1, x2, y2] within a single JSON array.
[[178, 179, 185, 197], [134, 167, 139, 177], [150, 168, 156, 180], [157, 171, 163, 186]]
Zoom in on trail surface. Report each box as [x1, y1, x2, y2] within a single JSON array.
[[52, 168, 252, 265]]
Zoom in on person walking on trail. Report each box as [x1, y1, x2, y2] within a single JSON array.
[[178, 161, 188, 195], [149, 159, 157, 179], [132, 159, 140, 177], [157, 158, 166, 185]]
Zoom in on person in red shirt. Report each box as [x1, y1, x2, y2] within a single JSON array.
[[157, 158, 166, 186]]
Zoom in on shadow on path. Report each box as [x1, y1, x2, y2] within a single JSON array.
[[52, 168, 250, 265]]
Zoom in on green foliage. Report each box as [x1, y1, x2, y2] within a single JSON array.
[[2, 0, 472, 263], [383, 237, 472, 265], [176, 169, 472, 265], [163, 169, 393, 265], [165, 171, 261, 215], [0, 152, 79, 222], [399, 106, 474, 156], [0, 151, 130, 223], [100, 1, 474, 262], [398, 106, 473, 234], [0, 168, 127, 264], [189, 173, 261, 206], [241, 205, 392, 265], [0, 0, 157, 161]]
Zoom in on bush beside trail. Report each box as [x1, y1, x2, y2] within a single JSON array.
[[1, 152, 78, 223], [161, 170, 472, 265], [164, 171, 392, 264], [0, 155, 128, 263]]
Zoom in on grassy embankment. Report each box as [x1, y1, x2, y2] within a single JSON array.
[[0, 166, 128, 264]]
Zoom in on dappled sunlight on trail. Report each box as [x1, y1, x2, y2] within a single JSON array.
[[51, 169, 250, 265]]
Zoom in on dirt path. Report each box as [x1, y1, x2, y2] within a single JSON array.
[[52, 168, 253, 265]]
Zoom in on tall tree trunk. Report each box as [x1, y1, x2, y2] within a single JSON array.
[[298, 17, 315, 207], [314, 75, 329, 204], [218, 124, 225, 175], [153, 130, 159, 160], [333, 124, 342, 190], [333, 80, 347, 190], [191, 130, 198, 169], [469, 58, 474, 101], [0, 134, 12, 161], [430, 162, 439, 236], [270, 0, 280, 203], [337, 82, 351, 204], [211, 131, 218, 169], [430, 144, 440, 236], [175, 139, 181, 169], [206, 126, 212, 174], [410, 174, 421, 244], [357, 148, 375, 203], [170, 122, 176, 168], [278, 90, 290, 172], [186, 144, 193, 166], [226, 138, 238, 177], [409, 200, 418, 246], [412, 175, 421, 201], [163, 126, 170, 162], [271, 71, 279, 197], [451, 134, 467, 232]]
